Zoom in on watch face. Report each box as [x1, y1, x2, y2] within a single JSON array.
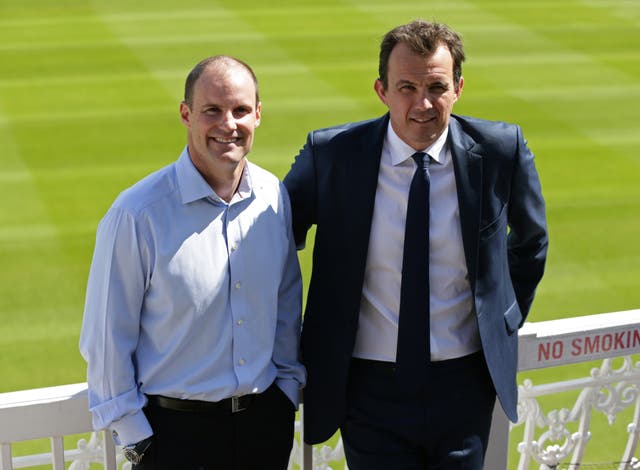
[[123, 447, 142, 465], [123, 437, 152, 465]]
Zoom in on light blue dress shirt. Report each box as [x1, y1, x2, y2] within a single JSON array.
[[79, 147, 305, 446]]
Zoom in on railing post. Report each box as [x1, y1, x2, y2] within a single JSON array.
[[51, 436, 65, 470], [619, 391, 640, 470], [484, 404, 510, 470], [103, 431, 118, 470], [298, 404, 313, 470], [302, 442, 313, 470], [0, 443, 13, 470]]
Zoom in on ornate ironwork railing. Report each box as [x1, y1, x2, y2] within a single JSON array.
[[507, 310, 640, 470], [1, 309, 639, 470]]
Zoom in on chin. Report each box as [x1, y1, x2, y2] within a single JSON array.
[[219, 152, 246, 165]]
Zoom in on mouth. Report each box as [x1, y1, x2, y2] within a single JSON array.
[[211, 136, 240, 144], [410, 116, 435, 124]]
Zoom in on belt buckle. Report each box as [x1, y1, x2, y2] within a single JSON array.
[[231, 396, 246, 413]]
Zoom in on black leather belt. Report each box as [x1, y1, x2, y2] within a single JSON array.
[[147, 394, 255, 413], [351, 351, 483, 373], [351, 358, 397, 372]]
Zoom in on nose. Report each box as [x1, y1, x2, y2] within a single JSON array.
[[415, 93, 433, 110], [220, 111, 237, 131]]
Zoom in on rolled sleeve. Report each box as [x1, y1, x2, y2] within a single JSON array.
[[109, 410, 153, 447], [79, 206, 150, 441]]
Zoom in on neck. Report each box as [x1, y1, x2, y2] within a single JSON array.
[[207, 159, 246, 203]]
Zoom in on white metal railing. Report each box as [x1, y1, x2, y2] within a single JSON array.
[[485, 309, 640, 470], [1, 309, 639, 470]]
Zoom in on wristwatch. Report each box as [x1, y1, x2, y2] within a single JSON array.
[[123, 437, 153, 465]]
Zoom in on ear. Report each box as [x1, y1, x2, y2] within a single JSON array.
[[374, 79, 389, 107], [255, 101, 262, 127], [179, 101, 191, 127], [453, 77, 464, 103]]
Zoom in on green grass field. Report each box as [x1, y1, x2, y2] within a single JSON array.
[[1, 0, 639, 468]]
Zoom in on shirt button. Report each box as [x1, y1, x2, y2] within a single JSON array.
[[239, 358, 245, 365], [237, 319, 244, 326], [235, 281, 241, 289], [231, 242, 238, 251]]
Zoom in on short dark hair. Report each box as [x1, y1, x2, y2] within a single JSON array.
[[378, 20, 465, 88], [183, 55, 260, 108]]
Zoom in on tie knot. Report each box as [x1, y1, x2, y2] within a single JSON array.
[[411, 152, 428, 168]]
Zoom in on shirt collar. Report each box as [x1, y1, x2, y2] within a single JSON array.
[[386, 122, 449, 166], [233, 162, 252, 202], [175, 146, 253, 205]]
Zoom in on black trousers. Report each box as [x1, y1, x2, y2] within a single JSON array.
[[135, 383, 295, 470], [341, 352, 496, 470]]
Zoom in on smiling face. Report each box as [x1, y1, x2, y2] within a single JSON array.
[[374, 42, 462, 150], [180, 63, 261, 183]]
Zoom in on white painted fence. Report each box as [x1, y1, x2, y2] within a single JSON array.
[[485, 309, 640, 470], [1, 309, 639, 470]]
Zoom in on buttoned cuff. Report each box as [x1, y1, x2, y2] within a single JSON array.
[[109, 410, 153, 447], [276, 378, 301, 410]]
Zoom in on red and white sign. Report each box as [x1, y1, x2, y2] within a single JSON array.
[[517, 310, 640, 371]]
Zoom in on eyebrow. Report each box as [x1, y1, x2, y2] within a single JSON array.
[[395, 78, 450, 88], [200, 103, 253, 110]]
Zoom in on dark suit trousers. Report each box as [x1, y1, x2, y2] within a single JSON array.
[[341, 352, 496, 470], [134, 383, 295, 470]]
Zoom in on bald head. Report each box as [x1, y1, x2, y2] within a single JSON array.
[[183, 55, 259, 108]]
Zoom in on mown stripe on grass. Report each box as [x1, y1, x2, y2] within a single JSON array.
[[0, 33, 268, 52], [0, 95, 362, 124], [5, 53, 638, 89], [0, 103, 60, 228], [0, 223, 96, 242], [538, 256, 640, 292], [0, 62, 373, 88], [0, 164, 160, 182]]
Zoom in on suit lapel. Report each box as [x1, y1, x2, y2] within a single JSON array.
[[339, 115, 388, 291], [449, 117, 483, 288], [343, 115, 388, 242]]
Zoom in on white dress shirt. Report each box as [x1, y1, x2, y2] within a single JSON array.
[[79, 147, 305, 446], [353, 123, 481, 362]]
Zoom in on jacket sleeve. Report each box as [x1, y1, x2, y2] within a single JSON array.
[[283, 132, 317, 250], [507, 125, 549, 324]]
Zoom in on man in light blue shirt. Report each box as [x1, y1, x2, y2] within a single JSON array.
[[79, 55, 305, 470]]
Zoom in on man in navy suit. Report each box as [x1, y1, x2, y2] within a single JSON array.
[[284, 20, 548, 469]]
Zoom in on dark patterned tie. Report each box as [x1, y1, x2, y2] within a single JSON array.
[[396, 151, 430, 377]]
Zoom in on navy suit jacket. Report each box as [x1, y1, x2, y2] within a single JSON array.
[[283, 113, 548, 445]]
